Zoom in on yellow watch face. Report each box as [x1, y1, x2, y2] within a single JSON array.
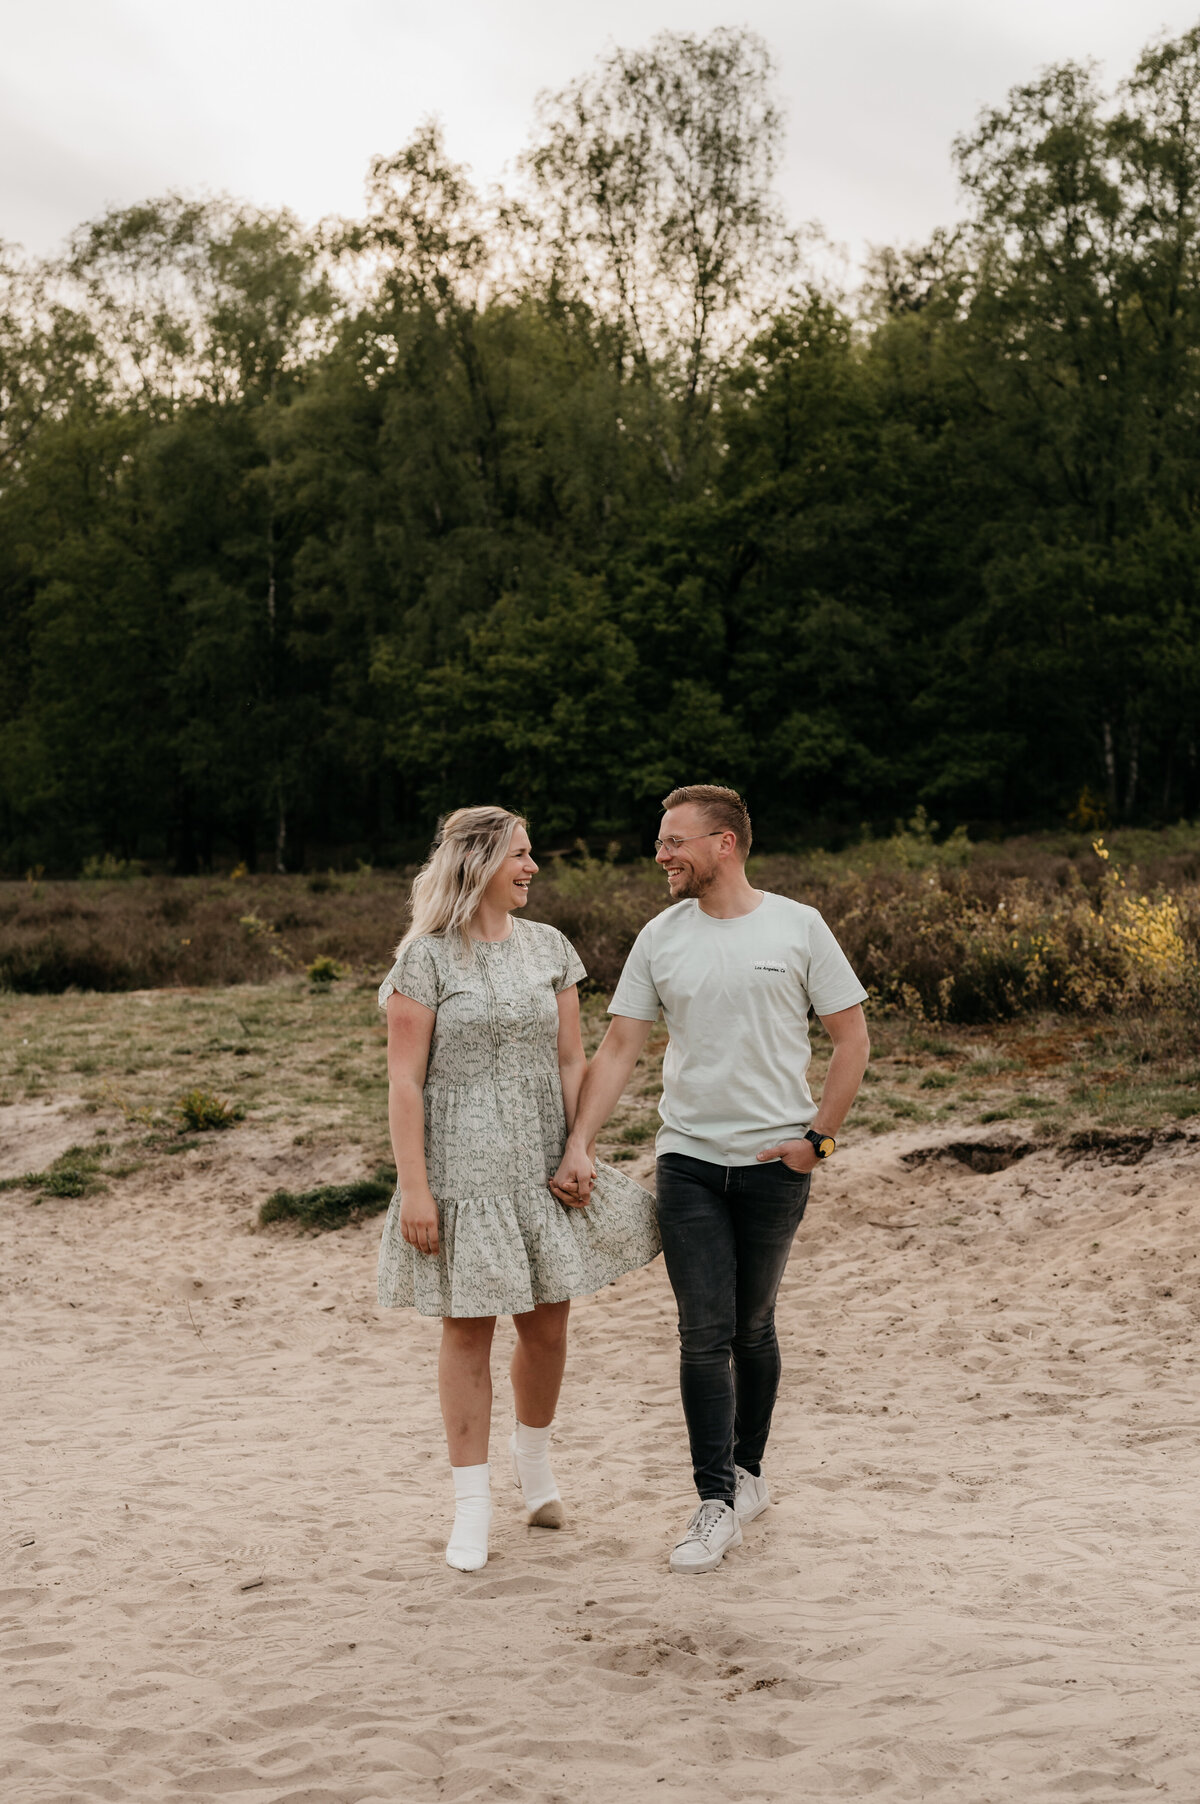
[[817, 1136, 836, 1158]]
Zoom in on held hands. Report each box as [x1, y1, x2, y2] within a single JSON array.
[[399, 1187, 440, 1256], [549, 1139, 598, 1210], [756, 1138, 819, 1174]]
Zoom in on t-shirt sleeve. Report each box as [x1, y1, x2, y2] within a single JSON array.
[[607, 924, 662, 1021], [801, 912, 868, 1016], [377, 939, 439, 1013], [553, 930, 587, 993]]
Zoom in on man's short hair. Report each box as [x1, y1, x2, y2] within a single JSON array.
[[661, 784, 752, 859]]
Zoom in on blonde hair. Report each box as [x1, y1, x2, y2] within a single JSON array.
[[396, 805, 527, 958], [661, 784, 752, 859]]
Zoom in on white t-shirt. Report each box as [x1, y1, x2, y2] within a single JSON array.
[[608, 892, 867, 1167]]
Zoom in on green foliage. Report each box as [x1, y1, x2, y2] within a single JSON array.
[[851, 809, 973, 872], [4, 26, 1200, 872], [258, 1169, 396, 1231], [174, 1088, 244, 1131]]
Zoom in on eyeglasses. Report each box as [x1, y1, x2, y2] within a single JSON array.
[[654, 831, 725, 853]]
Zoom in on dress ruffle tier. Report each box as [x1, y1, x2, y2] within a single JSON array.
[[377, 1160, 661, 1318]]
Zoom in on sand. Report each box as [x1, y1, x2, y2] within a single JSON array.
[[3, 1103, 1200, 1803]]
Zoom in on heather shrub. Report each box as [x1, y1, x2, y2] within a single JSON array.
[[817, 844, 1197, 1022], [1, 829, 1197, 1021], [531, 846, 665, 992]]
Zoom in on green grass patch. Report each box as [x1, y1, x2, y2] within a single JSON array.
[[886, 1097, 931, 1120], [258, 1168, 397, 1231], [904, 1032, 957, 1057], [615, 1116, 657, 1144], [0, 1143, 109, 1198]]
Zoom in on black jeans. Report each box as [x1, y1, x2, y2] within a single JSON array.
[[655, 1152, 811, 1508]]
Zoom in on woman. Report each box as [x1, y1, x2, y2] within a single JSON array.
[[378, 805, 660, 1571]]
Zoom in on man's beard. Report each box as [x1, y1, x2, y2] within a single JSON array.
[[668, 865, 716, 901]]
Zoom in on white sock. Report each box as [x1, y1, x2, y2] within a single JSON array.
[[446, 1463, 491, 1572], [512, 1421, 561, 1512]]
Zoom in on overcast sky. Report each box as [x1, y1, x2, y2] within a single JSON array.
[[2, 0, 1193, 268]]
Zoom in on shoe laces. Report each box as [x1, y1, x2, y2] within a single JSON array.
[[686, 1500, 730, 1545]]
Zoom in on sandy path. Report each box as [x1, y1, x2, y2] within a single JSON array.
[[3, 1118, 1200, 1802]]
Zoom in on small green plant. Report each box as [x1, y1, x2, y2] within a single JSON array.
[[81, 853, 142, 880], [307, 955, 347, 985], [0, 1144, 109, 1198], [258, 1168, 396, 1231], [174, 1088, 244, 1132]]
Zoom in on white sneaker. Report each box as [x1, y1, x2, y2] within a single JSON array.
[[669, 1499, 743, 1574], [734, 1466, 770, 1523]]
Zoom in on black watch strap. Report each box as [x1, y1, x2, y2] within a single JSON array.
[[804, 1128, 836, 1159]]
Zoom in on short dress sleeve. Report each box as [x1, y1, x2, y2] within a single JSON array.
[[378, 938, 440, 1013], [554, 929, 587, 993]]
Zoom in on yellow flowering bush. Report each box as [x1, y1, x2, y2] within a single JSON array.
[[834, 840, 1197, 1021]]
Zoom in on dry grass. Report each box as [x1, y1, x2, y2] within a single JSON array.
[[1, 974, 1196, 1228]]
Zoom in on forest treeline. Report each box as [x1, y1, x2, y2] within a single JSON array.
[[3, 25, 1200, 873]]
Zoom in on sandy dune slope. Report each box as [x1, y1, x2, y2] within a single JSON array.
[[3, 1111, 1199, 1803]]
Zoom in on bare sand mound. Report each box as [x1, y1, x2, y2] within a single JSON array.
[[3, 1121, 1200, 1802]]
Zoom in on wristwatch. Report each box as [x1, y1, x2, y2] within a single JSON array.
[[803, 1128, 837, 1159]]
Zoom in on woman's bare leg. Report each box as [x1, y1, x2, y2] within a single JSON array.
[[510, 1300, 570, 1427], [509, 1301, 571, 1527], [440, 1315, 496, 1464]]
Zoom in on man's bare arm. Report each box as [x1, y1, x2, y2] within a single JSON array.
[[810, 1003, 871, 1137], [757, 1003, 870, 1172], [549, 1014, 654, 1203]]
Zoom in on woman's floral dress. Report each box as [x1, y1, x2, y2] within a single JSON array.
[[377, 918, 660, 1317]]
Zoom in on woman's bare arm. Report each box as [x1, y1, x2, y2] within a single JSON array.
[[386, 991, 438, 1254], [555, 984, 587, 1132], [550, 1014, 654, 1202]]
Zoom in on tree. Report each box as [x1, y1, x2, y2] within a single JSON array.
[[524, 28, 797, 481]]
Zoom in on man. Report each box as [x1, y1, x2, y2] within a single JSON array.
[[551, 785, 870, 1574]]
